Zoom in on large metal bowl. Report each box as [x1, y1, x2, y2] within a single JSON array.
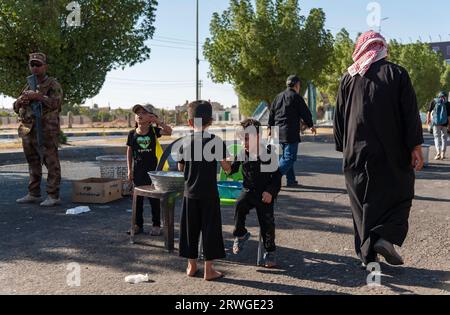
[[148, 171, 184, 192]]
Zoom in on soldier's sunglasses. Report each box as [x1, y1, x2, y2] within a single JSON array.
[[29, 62, 44, 68]]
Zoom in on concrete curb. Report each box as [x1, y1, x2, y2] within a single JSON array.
[[0, 146, 127, 165], [0, 135, 335, 166], [0, 131, 130, 140]]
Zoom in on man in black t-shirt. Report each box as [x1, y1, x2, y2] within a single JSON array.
[[269, 75, 316, 187], [177, 100, 231, 281]]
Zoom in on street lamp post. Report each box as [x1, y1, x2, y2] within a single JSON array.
[[196, 0, 199, 100]]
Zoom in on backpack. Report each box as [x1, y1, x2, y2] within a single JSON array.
[[432, 98, 448, 126]]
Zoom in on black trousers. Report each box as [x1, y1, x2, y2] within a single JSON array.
[[135, 196, 161, 228], [134, 172, 161, 228], [179, 197, 226, 261], [233, 190, 276, 252]]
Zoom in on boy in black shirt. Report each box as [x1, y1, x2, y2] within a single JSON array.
[[229, 119, 281, 268], [177, 100, 231, 281]]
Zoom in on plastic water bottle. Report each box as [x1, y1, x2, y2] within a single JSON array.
[[65, 206, 91, 215], [124, 274, 149, 284]]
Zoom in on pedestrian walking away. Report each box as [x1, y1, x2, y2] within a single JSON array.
[[269, 75, 316, 187], [334, 31, 424, 267], [426, 91, 450, 160]]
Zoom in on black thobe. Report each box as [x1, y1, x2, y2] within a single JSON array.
[[334, 59, 424, 264]]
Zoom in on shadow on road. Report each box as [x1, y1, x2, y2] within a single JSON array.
[[221, 238, 449, 294], [1, 150, 448, 294]]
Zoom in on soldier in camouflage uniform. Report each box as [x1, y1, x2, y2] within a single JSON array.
[[14, 53, 64, 207]]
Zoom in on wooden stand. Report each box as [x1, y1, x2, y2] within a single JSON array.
[[130, 185, 182, 251]]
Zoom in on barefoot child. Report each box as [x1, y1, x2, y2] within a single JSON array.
[[177, 100, 231, 281], [127, 104, 172, 236], [229, 119, 281, 268]]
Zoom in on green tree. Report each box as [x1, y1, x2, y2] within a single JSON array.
[[440, 62, 450, 93], [318, 28, 354, 106], [388, 41, 443, 110], [319, 35, 448, 111], [79, 106, 91, 117], [203, 0, 333, 116], [0, 0, 158, 107]]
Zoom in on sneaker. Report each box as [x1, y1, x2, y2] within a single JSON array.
[[441, 154, 446, 160], [40, 197, 61, 207], [286, 181, 300, 187], [232, 232, 251, 254], [263, 251, 277, 268], [16, 194, 41, 204], [374, 238, 404, 266], [434, 153, 441, 160], [150, 226, 161, 236]]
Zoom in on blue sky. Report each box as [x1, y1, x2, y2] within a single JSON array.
[[2, 0, 450, 110]]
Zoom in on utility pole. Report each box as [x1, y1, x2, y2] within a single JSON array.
[[196, 0, 199, 100], [198, 80, 203, 100], [379, 17, 389, 34]]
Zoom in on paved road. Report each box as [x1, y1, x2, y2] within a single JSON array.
[[0, 140, 448, 295]]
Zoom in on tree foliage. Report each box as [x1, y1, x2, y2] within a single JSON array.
[[204, 0, 333, 116], [318, 28, 353, 106], [0, 0, 158, 106], [319, 31, 450, 111], [389, 41, 445, 110]]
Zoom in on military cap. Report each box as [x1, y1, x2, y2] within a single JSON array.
[[29, 52, 47, 64]]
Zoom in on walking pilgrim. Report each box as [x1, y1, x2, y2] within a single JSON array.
[[334, 31, 424, 267]]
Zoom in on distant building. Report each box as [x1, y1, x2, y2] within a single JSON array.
[[175, 100, 189, 113], [210, 101, 224, 112], [214, 105, 241, 122], [175, 100, 241, 124], [430, 41, 450, 63]]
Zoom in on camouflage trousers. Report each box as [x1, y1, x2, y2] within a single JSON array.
[[22, 130, 61, 199]]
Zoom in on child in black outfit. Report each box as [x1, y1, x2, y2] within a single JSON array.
[[229, 119, 281, 268], [177, 100, 231, 281], [127, 104, 172, 236]]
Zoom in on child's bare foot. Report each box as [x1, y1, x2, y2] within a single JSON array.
[[204, 269, 224, 281], [204, 261, 224, 281], [186, 259, 198, 277]]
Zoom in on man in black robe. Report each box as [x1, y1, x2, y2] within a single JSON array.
[[334, 31, 424, 267]]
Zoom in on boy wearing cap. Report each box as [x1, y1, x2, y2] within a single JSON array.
[[14, 52, 64, 207], [127, 104, 173, 236], [177, 100, 231, 281]]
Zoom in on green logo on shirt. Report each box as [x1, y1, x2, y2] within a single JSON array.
[[137, 136, 151, 149]]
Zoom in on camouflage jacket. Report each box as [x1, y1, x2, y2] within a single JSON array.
[[13, 76, 63, 137]]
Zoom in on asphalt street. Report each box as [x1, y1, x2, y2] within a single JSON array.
[[0, 137, 448, 295]]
